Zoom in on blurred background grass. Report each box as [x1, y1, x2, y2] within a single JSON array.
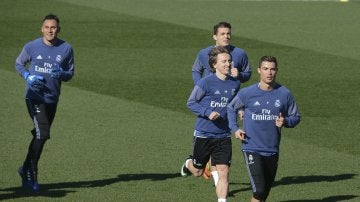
[[0, 0, 359, 201]]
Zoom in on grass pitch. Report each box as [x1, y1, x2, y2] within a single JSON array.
[[0, 0, 359, 201]]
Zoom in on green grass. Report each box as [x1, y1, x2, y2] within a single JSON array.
[[0, 0, 359, 201], [57, 0, 360, 60]]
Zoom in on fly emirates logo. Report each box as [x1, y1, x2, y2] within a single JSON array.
[[252, 109, 277, 121], [210, 97, 228, 108], [34, 62, 54, 74]]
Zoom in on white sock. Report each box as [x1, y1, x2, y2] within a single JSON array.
[[218, 198, 227, 202], [185, 159, 191, 168], [212, 171, 219, 186]]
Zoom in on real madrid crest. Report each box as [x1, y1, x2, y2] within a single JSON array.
[[275, 99, 280, 107]]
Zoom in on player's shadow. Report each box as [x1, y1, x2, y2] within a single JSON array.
[[228, 173, 358, 201], [0, 173, 180, 201], [272, 173, 358, 186], [279, 194, 358, 202]]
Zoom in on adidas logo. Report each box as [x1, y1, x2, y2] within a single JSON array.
[[253, 101, 260, 106], [214, 90, 220, 95], [36, 55, 43, 60]]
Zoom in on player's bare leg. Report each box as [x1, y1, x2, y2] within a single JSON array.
[[215, 164, 229, 201]]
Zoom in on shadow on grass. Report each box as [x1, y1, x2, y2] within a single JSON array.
[[228, 182, 252, 197], [272, 173, 358, 187], [280, 194, 358, 202], [0, 173, 180, 200], [229, 173, 358, 200]]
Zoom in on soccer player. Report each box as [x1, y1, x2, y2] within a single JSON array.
[[191, 21, 251, 184], [181, 46, 240, 202], [227, 56, 301, 202], [192, 21, 251, 84], [15, 14, 74, 192]]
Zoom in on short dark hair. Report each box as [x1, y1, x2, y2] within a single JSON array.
[[213, 22, 231, 35], [43, 14, 60, 24], [208, 46, 230, 72], [259, 56, 278, 68]]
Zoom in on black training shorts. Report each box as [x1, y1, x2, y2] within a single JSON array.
[[192, 136, 232, 169]]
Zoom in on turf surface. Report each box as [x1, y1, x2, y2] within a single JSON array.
[[0, 0, 359, 201]]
